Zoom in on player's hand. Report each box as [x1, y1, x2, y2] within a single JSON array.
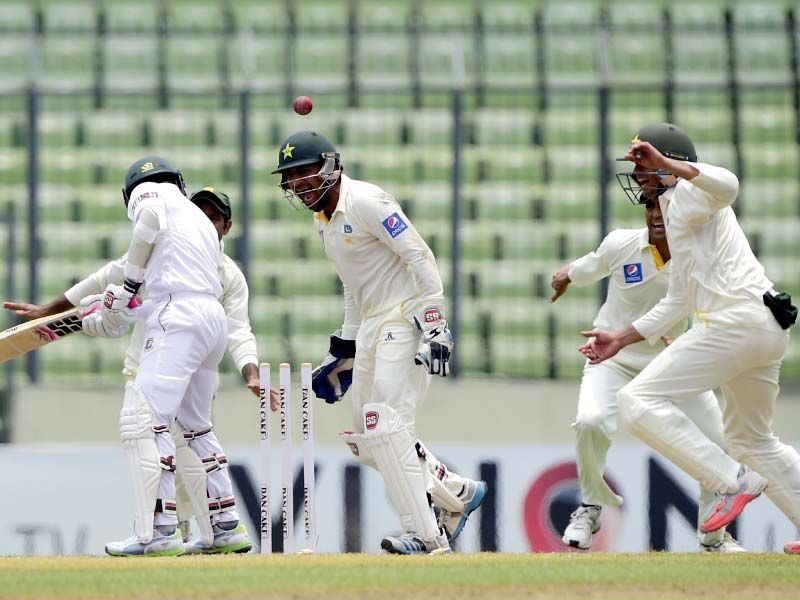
[[2, 301, 48, 320], [578, 329, 622, 364], [101, 284, 139, 329], [269, 387, 280, 411], [312, 330, 356, 404], [413, 305, 454, 377], [624, 141, 667, 171], [242, 364, 280, 410], [549, 265, 571, 303], [82, 312, 129, 338], [660, 335, 672, 346]]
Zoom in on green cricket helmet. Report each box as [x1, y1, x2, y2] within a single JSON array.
[[190, 186, 232, 221], [272, 131, 342, 211], [122, 156, 186, 206], [616, 123, 697, 204]]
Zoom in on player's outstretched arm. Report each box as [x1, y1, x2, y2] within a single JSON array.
[[3, 295, 73, 320]]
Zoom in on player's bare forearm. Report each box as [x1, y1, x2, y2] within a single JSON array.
[[549, 265, 571, 303], [3, 295, 73, 320], [626, 141, 699, 180], [242, 363, 280, 410], [616, 324, 645, 347], [579, 324, 644, 364], [242, 362, 260, 398]]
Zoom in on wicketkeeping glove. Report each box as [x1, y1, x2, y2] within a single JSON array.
[[312, 330, 356, 404], [413, 304, 454, 377]]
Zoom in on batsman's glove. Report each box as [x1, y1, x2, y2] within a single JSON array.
[[80, 294, 130, 338], [312, 330, 356, 404], [413, 304, 454, 377], [101, 282, 140, 330]]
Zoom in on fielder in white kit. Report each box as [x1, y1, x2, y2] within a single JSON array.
[[79, 158, 238, 556], [5, 185, 272, 554], [271, 131, 486, 555], [552, 197, 741, 552], [580, 123, 800, 547]]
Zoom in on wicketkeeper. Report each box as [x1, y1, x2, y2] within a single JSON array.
[[272, 131, 486, 555]]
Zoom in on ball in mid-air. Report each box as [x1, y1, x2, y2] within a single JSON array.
[[293, 95, 313, 115]]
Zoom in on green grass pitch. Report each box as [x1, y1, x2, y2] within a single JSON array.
[[1, 553, 799, 599]]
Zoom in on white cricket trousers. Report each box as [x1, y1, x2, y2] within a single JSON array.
[[135, 293, 231, 526], [618, 310, 800, 528], [574, 359, 726, 539], [349, 304, 429, 435]]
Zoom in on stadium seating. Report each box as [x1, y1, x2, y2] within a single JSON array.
[[1, 0, 799, 383]]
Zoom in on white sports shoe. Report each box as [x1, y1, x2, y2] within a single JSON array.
[[105, 529, 185, 557], [700, 531, 747, 553], [381, 529, 452, 555], [183, 522, 252, 554], [562, 505, 601, 550], [438, 479, 487, 543]]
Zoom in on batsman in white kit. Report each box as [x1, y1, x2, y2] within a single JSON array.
[[5, 185, 266, 554], [79, 158, 240, 556], [580, 123, 800, 549], [551, 197, 742, 552], [272, 131, 486, 554]]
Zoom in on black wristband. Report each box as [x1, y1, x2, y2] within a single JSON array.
[[123, 278, 143, 295]]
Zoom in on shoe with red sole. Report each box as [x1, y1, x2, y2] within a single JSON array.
[[700, 466, 767, 534], [784, 541, 800, 554]]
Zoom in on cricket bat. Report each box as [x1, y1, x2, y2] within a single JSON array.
[[0, 308, 84, 364]]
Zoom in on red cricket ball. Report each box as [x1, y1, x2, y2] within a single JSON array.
[[293, 96, 313, 115]]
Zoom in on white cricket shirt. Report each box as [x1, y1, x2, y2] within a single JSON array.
[[66, 245, 257, 376], [126, 181, 222, 301], [569, 228, 685, 370], [633, 163, 773, 344], [314, 174, 444, 338]]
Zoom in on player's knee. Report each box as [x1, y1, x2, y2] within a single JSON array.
[[616, 387, 643, 432], [573, 410, 609, 434]]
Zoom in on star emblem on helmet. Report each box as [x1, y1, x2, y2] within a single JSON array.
[[282, 143, 295, 159]]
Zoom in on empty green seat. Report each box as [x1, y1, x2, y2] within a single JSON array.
[[103, 34, 160, 93], [41, 0, 96, 32]]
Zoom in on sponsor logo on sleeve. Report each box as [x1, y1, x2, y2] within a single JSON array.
[[365, 411, 379, 430], [381, 213, 408, 238], [623, 263, 643, 284], [128, 191, 159, 214]]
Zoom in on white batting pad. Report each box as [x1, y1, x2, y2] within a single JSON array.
[[119, 381, 162, 543], [358, 403, 439, 541], [174, 423, 215, 547]]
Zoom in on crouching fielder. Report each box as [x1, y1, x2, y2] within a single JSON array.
[[272, 131, 486, 554], [83, 157, 235, 557]]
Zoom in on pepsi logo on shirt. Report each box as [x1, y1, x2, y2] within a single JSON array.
[[381, 213, 408, 238], [623, 263, 643, 284]]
